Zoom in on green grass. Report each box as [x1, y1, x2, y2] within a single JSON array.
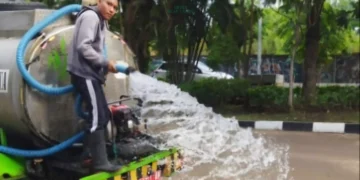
[[216, 106, 360, 124]]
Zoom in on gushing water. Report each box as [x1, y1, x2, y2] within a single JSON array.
[[128, 72, 290, 180]]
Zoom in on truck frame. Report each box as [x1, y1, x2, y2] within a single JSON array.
[[0, 127, 183, 180]]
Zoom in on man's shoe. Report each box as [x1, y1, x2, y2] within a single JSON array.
[[88, 130, 122, 172]]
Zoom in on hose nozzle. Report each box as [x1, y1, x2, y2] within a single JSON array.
[[115, 63, 136, 75]]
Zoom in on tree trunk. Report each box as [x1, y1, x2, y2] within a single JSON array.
[[121, 0, 154, 73], [289, 3, 304, 112], [238, 0, 248, 78], [246, 0, 255, 71], [240, 0, 254, 78], [242, 46, 250, 78], [289, 48, 295, 111], [123, 2, 138, 67], [167, 20, 179, 84], [303, 1, 324, 105], [136, 41, 150, 73]]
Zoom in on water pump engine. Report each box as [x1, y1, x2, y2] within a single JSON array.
[[109, 98, 143, 139]]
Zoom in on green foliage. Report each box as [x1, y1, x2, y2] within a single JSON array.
[[351, 0, 360, 19], [179, 78, 250, 107], [208, 0, 235, 34], [179, 78, 359, 110], [207, 31, 241, 69], [247, 85, 359, 110], [316, 86, 360, 109], [261, 9, 288, 55], [34, 0, 81, 8], [146, 0, 212, 83], [48, 37, 69, 81], [247, 86, 290, 107], [259, 0, 360, 58], [157, 77, 168, 83], [38, 0, 359, 78], [108, 13, 123, 33], [208, 0, 262, 71], [315, 2, 358, 65]]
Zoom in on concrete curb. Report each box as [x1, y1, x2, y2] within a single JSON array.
[[238, 121, 360, 134]]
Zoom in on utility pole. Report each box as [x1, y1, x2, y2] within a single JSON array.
[[257, 0, 263, 75], [257, 17, 262, 75]]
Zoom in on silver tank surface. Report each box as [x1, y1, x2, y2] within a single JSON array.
[[0, 8, 137, 146]]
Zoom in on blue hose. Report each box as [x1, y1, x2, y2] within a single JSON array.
[[0, 4, 85, 158], [16, 4, 82, 95], [75, 95, 89, 119], [0, 4, 129, 158], [0, 132, 85, 158], [16, 4, 129, 96]]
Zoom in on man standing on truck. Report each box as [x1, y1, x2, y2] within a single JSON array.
[[67, 0, 135, 172]]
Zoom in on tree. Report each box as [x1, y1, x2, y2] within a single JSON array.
[[207, 27, 240, 73], [273, 1, 305, 111], [261, 9, 288, 55], [264, 0, 359, 106], [263, 0, 306, 111], [157, 0, 210, 84], [120, 0, 156, 73], [233, 0, 261, 78], [251, 3, 360, 55], [117, 0, 211, 84], [209, 0, 260, 78], [300, 0, 326, 105], [301, 1, 358, 104]]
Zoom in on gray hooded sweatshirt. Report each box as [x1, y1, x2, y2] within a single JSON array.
[[67, 6, 109, 84]]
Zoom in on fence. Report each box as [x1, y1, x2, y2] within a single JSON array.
[[218, 53, 359, 83]]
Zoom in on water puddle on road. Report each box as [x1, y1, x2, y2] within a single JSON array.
[[128, 72, 290, 180]]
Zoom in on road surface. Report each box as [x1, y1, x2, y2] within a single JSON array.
[[171, 130, 359, 180], [255, 130, 359, 180]]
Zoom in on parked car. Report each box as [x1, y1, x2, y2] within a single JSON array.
[[150, 60, 234, 80]]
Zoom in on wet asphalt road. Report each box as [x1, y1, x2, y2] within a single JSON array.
[[255, 130, 359, 180], [170, 130, 359, 180]]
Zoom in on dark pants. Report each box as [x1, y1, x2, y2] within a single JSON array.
[[71, 74, 110, 133]]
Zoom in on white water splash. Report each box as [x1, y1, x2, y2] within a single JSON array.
[[128, 72, 290, 180]]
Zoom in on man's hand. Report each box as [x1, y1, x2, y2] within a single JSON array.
[[107, 60, 117, 73], [125, 66, 136, 75]]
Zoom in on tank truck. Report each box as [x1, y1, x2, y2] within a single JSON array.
[[0, 0, 183, 179]]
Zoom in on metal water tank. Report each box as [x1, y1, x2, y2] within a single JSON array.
[[0, 6, 137, 147], [0, 0, 47, 11]]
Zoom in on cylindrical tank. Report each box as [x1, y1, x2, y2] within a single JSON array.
[[0, 23, 137, 147]]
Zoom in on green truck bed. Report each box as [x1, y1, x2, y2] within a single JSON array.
[[0, 128, 183, 180]]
